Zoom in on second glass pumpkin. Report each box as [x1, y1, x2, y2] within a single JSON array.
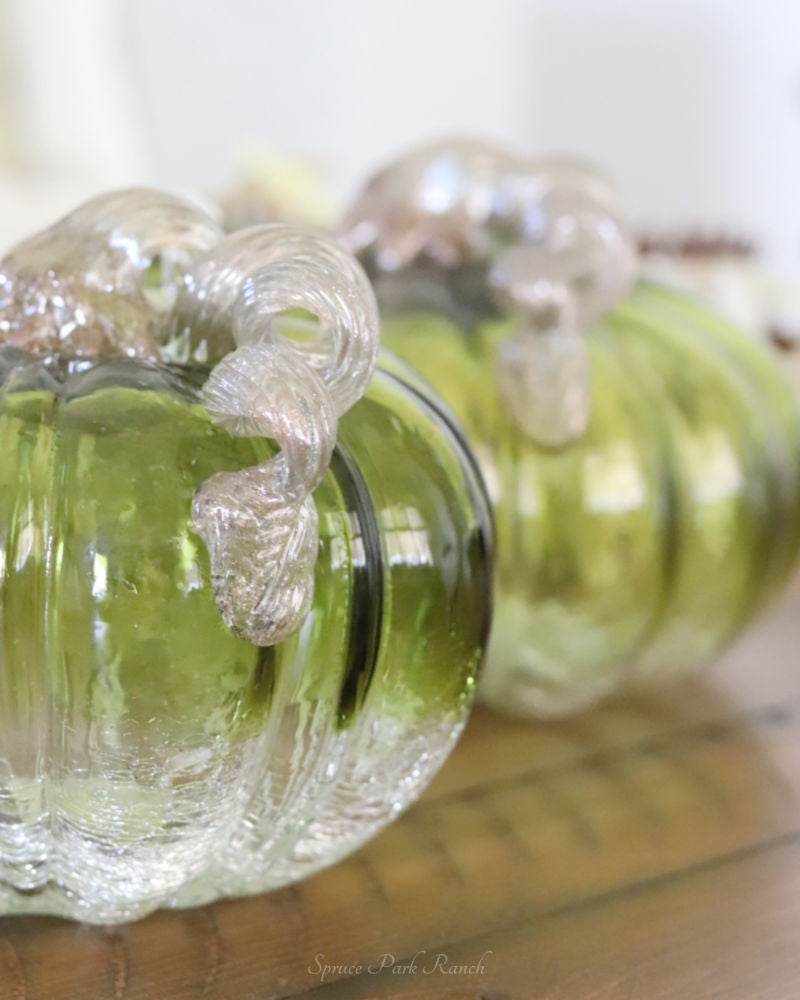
[[342, 140, 800, 716], [380, 284, 800, 715]]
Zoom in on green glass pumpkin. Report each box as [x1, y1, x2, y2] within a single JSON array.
[[342, 141, 800, 717], [0, 192, 491, 922]]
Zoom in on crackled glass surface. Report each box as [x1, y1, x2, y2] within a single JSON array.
[[0, 349, 490, 923], [0, 191, 492, 922], [343, 139, 800, 717]]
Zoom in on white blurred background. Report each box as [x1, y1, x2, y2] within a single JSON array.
[[0, 0, 798, 266]]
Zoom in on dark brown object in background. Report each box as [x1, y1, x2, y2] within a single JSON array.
[[638, 231, 756, 258], [637, 231, 800, 358], [770, 324, 799, 353]]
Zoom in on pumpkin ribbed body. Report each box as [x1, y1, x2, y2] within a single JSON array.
[[381, 282, 800, 716], [0, 347, 491, 922]]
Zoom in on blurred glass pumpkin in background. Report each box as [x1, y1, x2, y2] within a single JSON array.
[[0, 191, 491, 923], [341, 140, 800, 717]]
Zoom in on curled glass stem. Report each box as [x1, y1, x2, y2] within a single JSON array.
[[174, 226, 380, 644], [0, 191, 380, 646], [341, 139, 639, 446], [494, 289, 591, 448]]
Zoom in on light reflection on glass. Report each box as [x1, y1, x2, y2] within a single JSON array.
[[583, 441, 647, 514], [380, 505, 433, 567]]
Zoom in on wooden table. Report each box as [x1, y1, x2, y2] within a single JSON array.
[[2, 577, 800, 1000]]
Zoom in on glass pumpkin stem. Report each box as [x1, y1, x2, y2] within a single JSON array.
[[340, 140, 640, 447], [484, 165, 638, 448], [172, 227, 381, 645]]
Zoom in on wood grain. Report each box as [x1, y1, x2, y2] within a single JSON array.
[[2, 576, 800, 1000]]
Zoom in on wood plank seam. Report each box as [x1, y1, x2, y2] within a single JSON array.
[[422, 699, 799, 810]]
